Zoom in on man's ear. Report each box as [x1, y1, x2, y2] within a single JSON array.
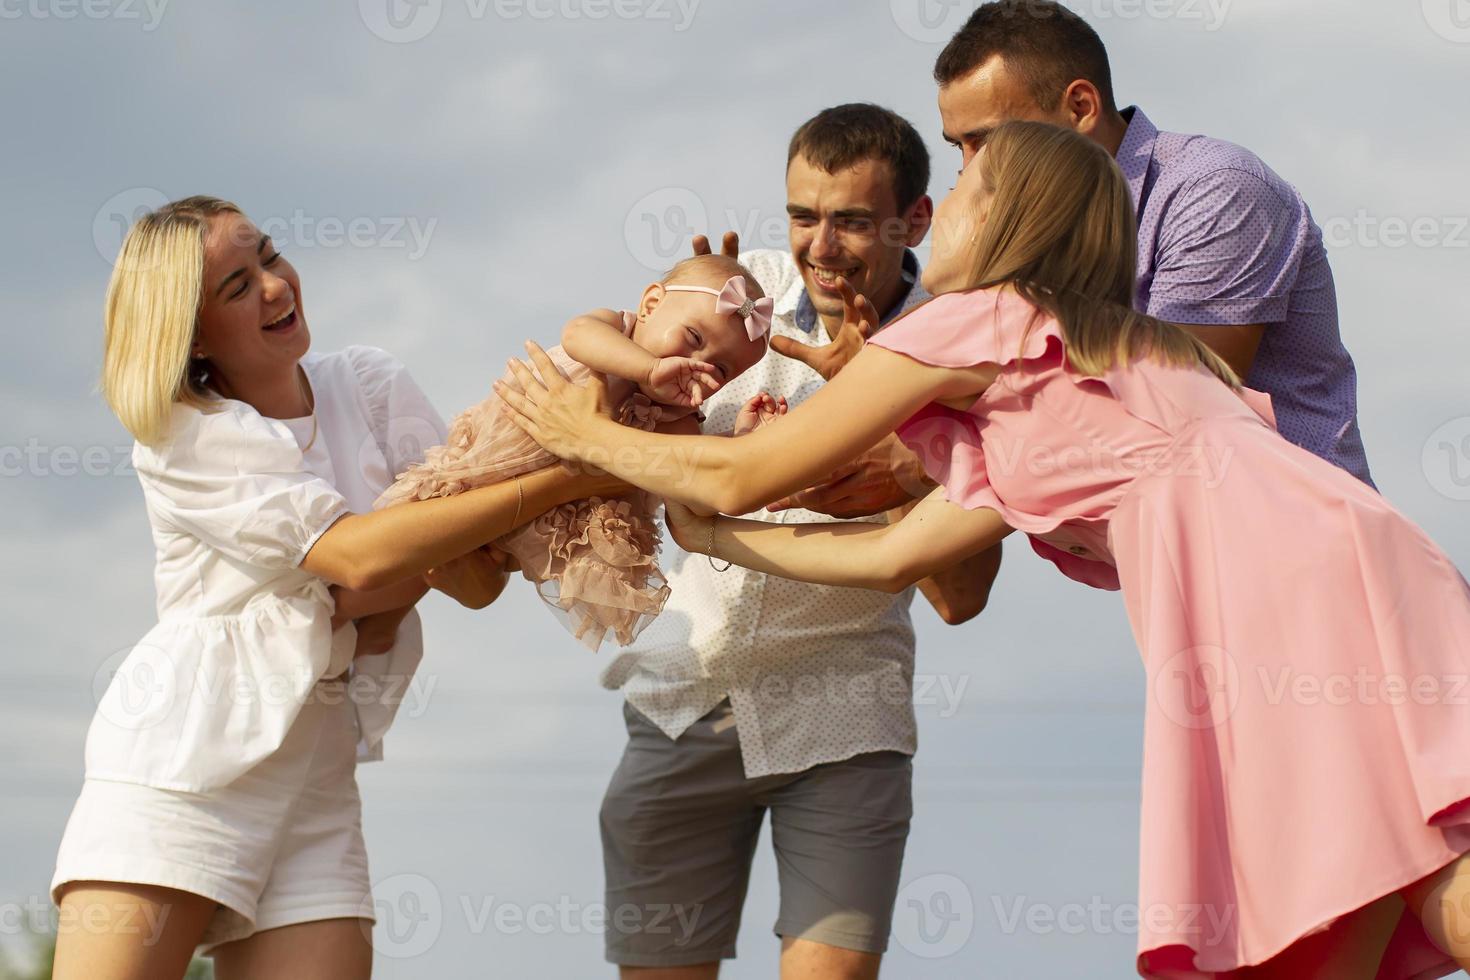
[[638, 282, 666, 318], [904, 195, 935, 249], [1061, 78, 1106, 136]]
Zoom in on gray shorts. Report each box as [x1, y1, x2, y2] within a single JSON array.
[[599, 700, 913, 968]]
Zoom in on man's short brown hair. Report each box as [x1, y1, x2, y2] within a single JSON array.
[[934, 1, 1118, 115], [787, 103, 931, 212]]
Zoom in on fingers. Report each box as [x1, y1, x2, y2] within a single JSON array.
[[832, 277, 877, 336], [690, 381, 703, 408], [502, 359, 545, 404], [854, 295, 878, 339], [770, 334, 820, 369], [768, 466, 857, 512], [492, 381, 540, 437], [523, 341, 568, 389], [836, 276, 860, 320], [696, 373, 722, 396], [767, 479, 823, 512], [692, 232, 737, 258]]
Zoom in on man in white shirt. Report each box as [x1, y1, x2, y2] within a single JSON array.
[[600, 104, 1003, 980]]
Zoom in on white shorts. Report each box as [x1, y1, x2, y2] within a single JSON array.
[[51, 683, 373, 951]]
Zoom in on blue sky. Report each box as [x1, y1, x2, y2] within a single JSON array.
[[2, 1, 1468, 976]]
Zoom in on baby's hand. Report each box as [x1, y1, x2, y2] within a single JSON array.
[[646, 356, 722, 408], [733, 392, 788, 436]]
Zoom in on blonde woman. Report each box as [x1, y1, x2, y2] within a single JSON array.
[[497, 124, 1470, 978], [52, 196, 622, 980]]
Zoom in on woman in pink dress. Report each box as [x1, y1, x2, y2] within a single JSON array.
[[497, 121, 1470, 978]]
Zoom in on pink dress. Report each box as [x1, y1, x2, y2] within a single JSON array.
[[871, 288, 1470, 978], [377, 318, 700, 651]]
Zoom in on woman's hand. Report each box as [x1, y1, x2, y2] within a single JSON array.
[[424, 545, 513, 610], [663, 499, 713, 555], [496, 342, 619, 464]]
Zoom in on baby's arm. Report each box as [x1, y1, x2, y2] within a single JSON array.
[[562, 310, 721, 408], [562, 309, 658, 384]]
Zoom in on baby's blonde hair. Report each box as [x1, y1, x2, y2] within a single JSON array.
[[660, 253, 766, 301], [101, 195, 241, 446]]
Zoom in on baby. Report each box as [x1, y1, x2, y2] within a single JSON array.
[[378, 254, 783, 649]]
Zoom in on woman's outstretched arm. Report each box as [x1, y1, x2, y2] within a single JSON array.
[[663, 487, 1014, 593], [497, 340, 995, 516], [301, 464, 622, 592]]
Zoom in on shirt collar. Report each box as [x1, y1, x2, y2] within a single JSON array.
[[790, 249, 925, 335], [1115, 106, 1157, 216]]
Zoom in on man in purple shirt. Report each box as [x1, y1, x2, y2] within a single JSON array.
[[933, 0, 1373, 484]]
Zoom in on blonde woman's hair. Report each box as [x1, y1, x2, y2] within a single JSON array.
[[967, 121, 1238, 387], [101, 195, 242, 446]]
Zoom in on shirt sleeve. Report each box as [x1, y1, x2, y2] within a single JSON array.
[[344, 346, 450, 490], [1146, 167, 1302, 327], [136, 405, 350, 569]]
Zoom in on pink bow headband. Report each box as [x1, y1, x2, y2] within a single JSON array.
[[665, 276, 773, 343]]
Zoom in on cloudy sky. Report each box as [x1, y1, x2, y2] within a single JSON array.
[[2, 0, 1468, 976]]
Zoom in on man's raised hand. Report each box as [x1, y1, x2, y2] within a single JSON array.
[[772, 276, 878, 381], [691, 231, 740, 258]]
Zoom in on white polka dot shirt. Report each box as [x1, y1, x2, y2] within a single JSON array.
[[600, 249, 929, 778]]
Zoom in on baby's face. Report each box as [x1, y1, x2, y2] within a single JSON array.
[[634, 285, 768, 395]]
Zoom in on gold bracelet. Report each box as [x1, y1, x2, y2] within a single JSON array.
[[511, 479, 524, 530], [706, 515, 732, 572]]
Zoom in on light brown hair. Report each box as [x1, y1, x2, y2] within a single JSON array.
[[969, 121, 1236, 386]]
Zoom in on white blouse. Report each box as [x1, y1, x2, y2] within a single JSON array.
[[86, 346, 447, 793]]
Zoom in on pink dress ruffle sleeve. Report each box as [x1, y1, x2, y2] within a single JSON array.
[[377, 323, 699, 651], [871, 287, 1470, 979]]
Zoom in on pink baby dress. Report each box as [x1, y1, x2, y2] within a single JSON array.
[[377, 314, 699, 651], [871, 287, 1470, 978]]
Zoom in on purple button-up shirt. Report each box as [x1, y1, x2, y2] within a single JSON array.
[[1119, 107, 1373, 485]]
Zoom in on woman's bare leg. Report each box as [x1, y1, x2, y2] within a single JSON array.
[[211, 917, 373, 980], [1232, 893, 1401, 980], [51, 882, 217, 980], [1402, 853, 1470, 970]]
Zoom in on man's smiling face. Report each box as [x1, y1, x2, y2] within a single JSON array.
[[786, 154, 917, 329]]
